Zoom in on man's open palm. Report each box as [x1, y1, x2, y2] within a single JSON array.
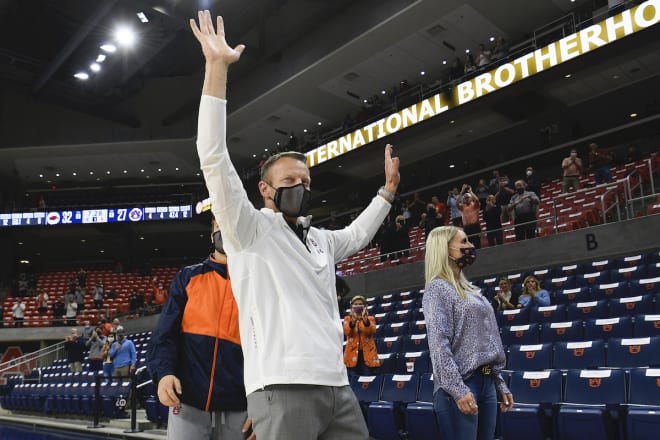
[[190, 10, 245, 65]]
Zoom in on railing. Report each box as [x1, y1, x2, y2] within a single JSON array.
[[0, 341, 66, 378], [624, 158, 658, 218]]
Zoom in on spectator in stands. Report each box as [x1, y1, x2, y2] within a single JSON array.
[[495, 175, 515, 223], [508, 180, 539, 241], [36, 290, 48, 315], [64, 328, 85, 373], [394, 214, 411, 261], [423, 226, 513, 440], [458, 185, 481, 248], [110, 329, 137, 378], [449, 57, 464, 81], [336, 272, 351, 311], [74, 286, 85, 312], [93, 282, 104, 309], [82, 320, 94, 341], [37, 194, 46, 210], [464, 53, 476, 74], [52, 297, 65, 326], [12, 299, 25, 327], [153, 278, 168, 307], [112, 318, 124, 334], [430, 195, 447, 225], [190, 12, 399, 438], [488, 170, 500, 195], [474, 179, 490, 207], [447, 187, 462, 227], [517, 276, 551, 308], [101, 333, 115, 378], [77, 268, 87, 289], [343, 295, 379, 376], [99, 318, 113, 336], [493, 277, 519, 310], [483, 195, 503, 247], [106, 287, 117, 300], [420, 203, 444, 238], [624, 144, 642, 164], [524, 166, 541, 196], [86, 327, 106, 372], [475, 43, 491, 67], [148, 214, 250, 440], [588, 142, 613, 184], [65, 298, 77, 326], [407, 192, 426, 226], [561, 148, 583, 192]]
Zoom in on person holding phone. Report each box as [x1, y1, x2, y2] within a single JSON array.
[[343, 296, 380, 376]]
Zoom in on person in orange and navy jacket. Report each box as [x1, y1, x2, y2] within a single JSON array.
[[152, 277, 168, 307], [343, 295, 380, 376], [146, 214, 254, 440]]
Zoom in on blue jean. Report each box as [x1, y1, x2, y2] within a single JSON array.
[[103, 362, 114, 378], [434, 374, 497, 440], [594, 165, 613, 184]]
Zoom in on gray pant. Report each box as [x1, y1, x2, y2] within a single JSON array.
[[247, 384, 368, 440], [166, 403, 248, 440]]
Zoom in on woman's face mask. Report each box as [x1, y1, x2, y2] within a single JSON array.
[[449, 246, 477, 268], [273, 183, 311, 217]]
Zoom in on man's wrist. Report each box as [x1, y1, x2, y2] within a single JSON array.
[[378, 186, 395, 203]]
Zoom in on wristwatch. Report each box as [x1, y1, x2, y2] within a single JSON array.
[[378, 186, 395, 203]]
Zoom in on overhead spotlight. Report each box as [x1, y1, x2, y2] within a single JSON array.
[[96, 54, 106, 63], [564, 73, 572, 78], [139, 236, 145, 240], [100, 43, 117, 53], [317, 122, 322, 126], [381, 90, 386, 95], [420, 70, 426, 75], [196, 172, 201, 176], [264, 148, 269, 151], [157, 168, 162, 172], [90, 63, 101, 73], [489, 36, 495, 42], [39, 174, 44, 178], [612, 74, 620, 79], [140, 169, 145, 173], [363, 99, 368, 103], [114, 26, 136, 47], [89, 171, 94, 175], [450, 120, 455, 124], [106, 170, 111, 175], [322, 199, 327, 203], [442, 59, 447, 65], [449, 164, 455, 168], [73, 72, 89, 80], [465, 49, 470, 53], [136, 11, 149, 23], [175, 167, 179, 171], [100, 250, 105, 253], [123, 170, 127, 174], [72, 172, 77, 176], [276, 142, 280, 146], [252, 154, 257, 158], [55, 173, 60, 177], [630, 113, 638, 118]]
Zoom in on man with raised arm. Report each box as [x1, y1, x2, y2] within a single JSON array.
[[190, 10, 400, 439]]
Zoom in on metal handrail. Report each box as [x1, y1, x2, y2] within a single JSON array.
[[0, 340, 66, 377]]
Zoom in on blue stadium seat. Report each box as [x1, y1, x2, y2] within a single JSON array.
[[350, 374, 384, 421], [576, 271, 610, 288], [647, 262, 660, 278], [630, 277, 660, 296], [391, 309, 413, 323], [373, 312, 393, 325], [398, 298, 418, 310], [506, 343, 553, 371], [553, 287, 591, 304], [558, 369, 625, 440], [500, 370, 562, 440], [375, 302, 397, 314], [482, 277, 498, 289], [402, 334, 429, 352], [608, 294, 654, 317], [530, 304, 567, 324], [406, 373, 440, 440], [544, 275, 576, 291], [557, 265, 580, 277], [496, 308, 530, 327], [377, 336, 403, 354], [606, 336, 660, 368], [540, 320, 584, 343], [610, 266, 645, 283], [409, 319, 426, 334], [378, 353, 397, 374], [395, 351, 430, 375], [592, 282, 630, 300], [633, 314, 660, 338], [501, 324, 540, 346], [507, 272, 524, 285], [553, 340, 606, 370], [566, 300, 608, 321], [531, 268, 554, 281], [583, 259, 615, 272], [626, 367, 660, 440], [382, 321, 410, 338], [615, 254, 648, 268], [368, 374, 420, 440], [584, 316, 633, 340]]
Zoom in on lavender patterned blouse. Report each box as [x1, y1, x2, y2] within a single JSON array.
[[423, 278, 510, 400]]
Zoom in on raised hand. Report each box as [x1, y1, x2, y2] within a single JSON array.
[[190, 10, 245, 66], [384, 144, 400, 194]]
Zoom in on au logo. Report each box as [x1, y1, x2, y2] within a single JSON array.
[[656, 378, 660, 388], [543, 311, 551, 318], [556, 328, 566, 335], [515, 330, 524, 338], [529, 379, 541, 388], [581, 307, 592, 314], [386, 341, 393, 348], [361, 383, 370, 390], [646, 282, 655, 290], [605, 288, 614, 295], [602, 324, 613, 333], [573, 348, 585, 357], [629, 345, 641, 354], [507, 315, 515, 321], [654, 321, 660, 329], [396, 381, 405, 389], [525, 351, 536, 359], [568, 293, 576, 300], [625, 303, 636, 310], [588, 378, 602, 388], [413, 340, 421, 346]]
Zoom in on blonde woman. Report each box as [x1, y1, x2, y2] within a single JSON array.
[[517, 276, 551, 308], [493, 277, 519, 310], [423, 226, 513, 440]]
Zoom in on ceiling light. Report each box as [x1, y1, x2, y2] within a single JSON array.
[[276, 142, 280, 146], [72, 172, 77, 176], [612, 74, 620, 79], [489, 36, 495, 42], [96, 54, 106, 63], [114, 26, 136, 47], [338, 165, 343, 168], [18, 242, 23, 245], [363, 99, 368, 103], [630, 113, 638, 118], [136, 11, 149, 23], [81, 239, 86, 243], [146, 176, 150, 179], [465, 49, 470, 53], [381, 90, 386, 94], [140, 169, 145, 173], [564, 73, 572, 78], [39, 174, 43, 178], [154, 248, 159, 252], [322, 199, 327, 203], [264, 148, 269, 151], [55, 173, 60, 177], [157, 168, 162, 172], [196, 173, 200, 176], [99, 250, 104, 253], [100, 44, 117, 53], [123, 170, 127, 174], [449, 164, 455, 168], [90, 63, 101, 73], [252, 154, 257, 158], [89, 171, 94, 175], [450, 120, 455, 124], [96, 177, 100, 181], [317, 122, 322, 126], [139, 236, 145, 240], [303, 129, 308, 133], [175, 167, 179, 171], [420, 70, 426, 75], [74, 72, 89, 80], [46, 180, 52, 183]]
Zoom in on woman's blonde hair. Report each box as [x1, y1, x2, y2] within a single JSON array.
[[521, 276, 541, 296], [424, 226, 478, 299], [498, 277, 511, 291]]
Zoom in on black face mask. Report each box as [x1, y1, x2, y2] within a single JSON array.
[[273, 183, 311, 217], [516, 187, 525, 194], [450, 247, 477, 268], [427, 208, 436, 215], [211, 231, 225, 254]]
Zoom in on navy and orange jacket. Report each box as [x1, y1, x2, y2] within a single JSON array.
[[146, 257, 246, 412]]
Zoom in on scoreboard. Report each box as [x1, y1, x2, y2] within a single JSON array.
[[0, 205, 192, 227]]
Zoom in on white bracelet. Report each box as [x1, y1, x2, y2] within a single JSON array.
[[377, 186, 395, 203]]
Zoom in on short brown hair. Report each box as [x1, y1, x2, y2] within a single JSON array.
[[260, 151, 307, 181]]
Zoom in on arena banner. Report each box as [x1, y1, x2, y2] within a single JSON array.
[[306, 0, 660, 167]]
